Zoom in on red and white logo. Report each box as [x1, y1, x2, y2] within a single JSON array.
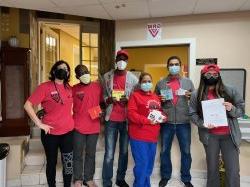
[[147, 23, 162, 39]]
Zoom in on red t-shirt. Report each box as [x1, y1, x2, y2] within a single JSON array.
[[28, 81, 74, 135], [128, 90, 162, 142], [109, 72, 127, 122], [167, 77, 180, 105], [207, 89, 230, 135], [73, 82, 103, 134]]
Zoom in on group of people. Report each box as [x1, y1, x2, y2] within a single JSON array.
[[24, 49, 245, 187]]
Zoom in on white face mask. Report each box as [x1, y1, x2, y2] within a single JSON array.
[[79, 74, 91, 84], [116, 60, 127, 70]]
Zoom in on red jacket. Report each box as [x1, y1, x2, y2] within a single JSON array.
[[128, 90, 162, 142]]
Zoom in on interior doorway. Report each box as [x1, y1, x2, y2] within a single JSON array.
[[116, 38, 197, 87], [123, 45, 189, 89], [39, 22, 80, 85], [38, 20, 100, 86]]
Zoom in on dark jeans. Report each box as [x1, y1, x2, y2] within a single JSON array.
[[102, 121, 128, 187], [160, 123, 192, 182], [73, 130, 99, 183], [204, 134, 240, 187], [41, 130, 73, 187]]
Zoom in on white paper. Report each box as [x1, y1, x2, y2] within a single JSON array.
[[175, 88, 187, 96], [147, 110, 166, 124], [201, 98, 228, 127]]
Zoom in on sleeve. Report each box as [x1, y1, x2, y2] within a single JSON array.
[[99, 83, 104, 103], [190, 80, 195, 92], [154, 82, 161, 95], [227, 87, 245, 118], [130, 73, 139, 94], [102, 74, 110, 104], [72, 85, 77, 104], [128, 94, 151, 126], [189, 91, 206, 128], [27, 84, 46, 106]]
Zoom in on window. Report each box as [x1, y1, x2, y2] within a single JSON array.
[[81, 33, 98, 80]]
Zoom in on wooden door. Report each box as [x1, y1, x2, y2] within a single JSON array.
[[0, 47, 30, 136]]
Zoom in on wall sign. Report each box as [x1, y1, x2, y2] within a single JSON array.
[[147, 23, 162, 40], [196, 58, 217, 65]]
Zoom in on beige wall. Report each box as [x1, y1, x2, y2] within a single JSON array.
[[0, 8, 29, 48], [116, 12, 250, 177]]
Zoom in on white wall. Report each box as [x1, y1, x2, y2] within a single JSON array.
[[116, 11, 250, 177]]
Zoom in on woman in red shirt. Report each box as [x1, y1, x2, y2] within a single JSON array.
[[24, 60, 74, 187], [128, 72, 166, 187]]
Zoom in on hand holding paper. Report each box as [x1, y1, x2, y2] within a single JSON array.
[[147, 110, 166, 124], [88, 105, 102, 120], [201, 98, 228, 127], [112, 90, 125, 101], [160, 89, 173, 100]]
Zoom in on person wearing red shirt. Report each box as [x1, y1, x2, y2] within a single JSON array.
[[24, 60, 74, 187], [72, 65, 103, 187], [102, 50, 138, 187], [128, 72, 165, 187], [189, 64, 245, 187]]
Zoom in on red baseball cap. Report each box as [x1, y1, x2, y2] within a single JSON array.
[[201, 64, 220, 74], [116, 50, 129, 58]]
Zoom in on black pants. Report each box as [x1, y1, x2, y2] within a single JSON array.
[[73, 130, 99, 183], [41, 130, 73, 187]]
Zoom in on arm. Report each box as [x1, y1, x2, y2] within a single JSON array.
[[128, 94, 152, 126], [24, 101, 53, 134], [226, 87, 245, 118], [154, 82, 160, 95], [189, 91, 206, 128]]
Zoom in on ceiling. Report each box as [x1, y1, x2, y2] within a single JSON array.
[[1, 0, 250, 20]]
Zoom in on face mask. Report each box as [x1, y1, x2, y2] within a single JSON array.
[[204, 76, 219, 85], [116, 60, 127, 70], [169, 66, 180, 75], [79, 74, 91, 84], [55, 69, 68, 80], [141, 82, 153, 92]]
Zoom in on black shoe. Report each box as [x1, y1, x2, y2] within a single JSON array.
[[159, 178, 169, 187], [184, 181, 194, 187], [115, 180, 129, 187]]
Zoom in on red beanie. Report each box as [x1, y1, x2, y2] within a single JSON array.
[[201, 64, 220, 74]]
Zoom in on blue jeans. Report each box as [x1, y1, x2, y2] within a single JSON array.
[[130, 139, 157, 187], [160, 123, 192, 182], [102, 121, 128, 187]]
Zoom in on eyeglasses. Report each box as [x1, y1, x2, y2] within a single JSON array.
[[204, 73, 219, 79], [168, 63, 180, 67]]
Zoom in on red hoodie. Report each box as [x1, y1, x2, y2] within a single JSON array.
[[128, 90, 163, 142]]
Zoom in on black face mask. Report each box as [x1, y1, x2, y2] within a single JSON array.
[[204, 77, 218, 85], [54, 69, 68, 80]]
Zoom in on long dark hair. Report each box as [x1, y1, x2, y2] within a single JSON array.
[[49, 60, 71, 87], [196, 73, 233, 118]]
